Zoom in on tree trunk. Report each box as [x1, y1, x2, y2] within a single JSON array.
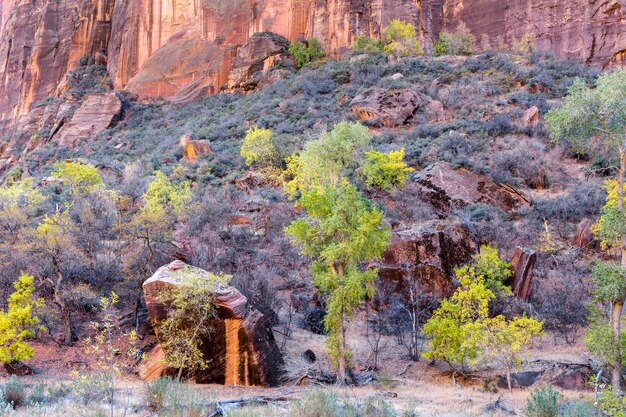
[[616, 148, 626, 391], [507, 371, 512, 392], [52, 258, 74, 346], [337, 308, 348, 385]]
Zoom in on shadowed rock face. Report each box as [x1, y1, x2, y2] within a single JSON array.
[[351, 88, 423, 127], [377, 221, 478, 300], [142, 260, 284, 386], [1, 0, 625, 129]]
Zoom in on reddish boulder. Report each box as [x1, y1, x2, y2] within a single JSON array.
[[413, 162, 530, 213], [142, 260, 284, 386], [377, 221, 477, 299], [511, 247, 536, 302], [522, 106, 540, 127], [180, 134, 213, 163], [350, 88, 422, 127]]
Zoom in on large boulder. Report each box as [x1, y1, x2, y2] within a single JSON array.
[[350, 88, 422, 127], [376, 220, 478, 300], [142, 260, 284, 386], [413, 162, 530, 213], [58, 93, 122, 147], [227, 32, 291, 91], [511, 247, 536, 302]]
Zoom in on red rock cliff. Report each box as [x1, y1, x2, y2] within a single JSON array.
[[1, 0, 625, 128]]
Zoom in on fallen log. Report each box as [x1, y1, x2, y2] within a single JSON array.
[[207, 395, 292, 417]]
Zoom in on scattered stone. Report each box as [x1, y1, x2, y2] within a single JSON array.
[[302, 349, 317, 363], [143, 261, 284, 386]]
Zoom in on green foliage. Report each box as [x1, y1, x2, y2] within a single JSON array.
[[0, 273, 43, 364], [286, 180, 390, 368], [284, 122, 371, 196], [383, 20, 423, 57], [434, 24, 474, 56], [546, 69, 626, 156], [143, 171, 192, 217], [240, 127, 277, 166], [591, 261, 626, 304], [594, 179, 626, 249], [423, 251, 542, 374], [585, 305, 626, 368], [422, 271, 493, 372], [1, 376, 26, 408], [352, 35, 384, 55], [288, 39, 325, 68], [525, 385, 562, 417], [51, 161, 104, 195], [156, 266, 231, 379], [362, 148, 413, 190], [470, 245, 513, 297], [560, 400, 602, 417], [290, 389, 395, 417], [596, 389, 626, 417]]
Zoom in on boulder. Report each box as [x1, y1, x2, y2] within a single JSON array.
[[58, 93, 122, 147], [497, 370, 543, 389], [142, 260, 284, 386], [350, 88, 422, 127], [180, 134, 213, 163], [377, 220, 478, 300], [522, 106, 540, 127], [227, 32, 291, 91], [413, 162, 530, 213], [511, 247, 536, 302]]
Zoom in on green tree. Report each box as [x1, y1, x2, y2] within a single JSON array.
[[156, 266, 231, 381], [284, 122, 371, 196], [285, 180, 390, 383], [118, 171, 192, 330], [546, 68, 626, 390], [362, 148, 413, 190], [352, 35, 384, 55], [383, 20, 423, 57], [51, 161, 104, 196], [469, 245, 513, 297], [0, 273, 43, 367], [240, 127, 277, 167], [288, 39, 325, 69], [434, 23, 474, 56]]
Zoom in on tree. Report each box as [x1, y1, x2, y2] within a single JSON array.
[[285, 180, 390, 383], [479, 315, 543, 391], [284, 122, 372, 196], [546, 68, 626, 390], [383, 20, 423, 57], [362, 148, 413, 190], [51, 161, 104, 196], [352, 35, 384, 55], [288, 39, 325, 69], [0, 273, 43, 369], [469, 245, 513, 298], [434, 23, 474, 56], [118, 171, 192, 330], [156, 266, 231, 381], [240, 127, 277, 167]]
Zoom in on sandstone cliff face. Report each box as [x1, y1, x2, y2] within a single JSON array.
[[1, 0, 625, 129]]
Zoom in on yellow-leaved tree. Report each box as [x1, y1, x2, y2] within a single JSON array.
[[0, 273, 43, 370]]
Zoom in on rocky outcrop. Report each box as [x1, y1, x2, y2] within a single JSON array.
[[142, 260, 284, 386], [510, 247, 536, 301], [57, 93, 121, 147], [227, 32, 291, 91], [575, 218, 598, 249], [522, 106, 540, 127], [413, 162, 530, 213], [1, 0, 625, 130], [180, 134, 213, 163], [377, 220, 478, 299], [350, 88, 422, 127]]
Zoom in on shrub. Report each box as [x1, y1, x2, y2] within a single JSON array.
[[28, 383, 47, 406], [434, 24, 474, 56], [352, 35, 385, 55], [2, 376, 26, 408], [290, 389, 342, 417], [289, 39, 325, 69], [144, 377, 172, 411], [525, 385, 562, 417], [240, 127, 277, 167], [559, 400, 602, 417], [362, 148, 413, 190], [383, 20, 423, 56]]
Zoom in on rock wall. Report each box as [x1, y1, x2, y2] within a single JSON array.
[[1, 0, 625, 128]]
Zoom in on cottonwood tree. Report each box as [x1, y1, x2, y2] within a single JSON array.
[[284, 122, 391, 383], [546, 68, 626, 390]]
